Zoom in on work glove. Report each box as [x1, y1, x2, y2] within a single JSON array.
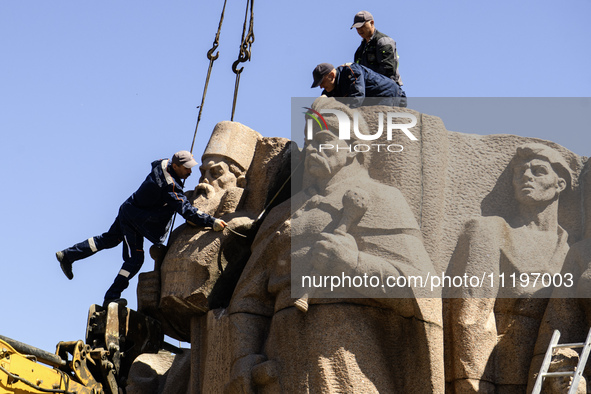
[[213, 219, 227, 232]]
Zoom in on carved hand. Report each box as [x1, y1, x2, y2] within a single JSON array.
[[311, 229, 359, 273], [227, 216, 256, 231]]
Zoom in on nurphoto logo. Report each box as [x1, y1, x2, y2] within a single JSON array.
[[304, 107, 418, 153]]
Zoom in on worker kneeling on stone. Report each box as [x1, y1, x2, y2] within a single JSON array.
[[56, 150, 227, 308], [311, 62, 406, 108]]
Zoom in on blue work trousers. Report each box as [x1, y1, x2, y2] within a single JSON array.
[[61, 215, 145, 302]]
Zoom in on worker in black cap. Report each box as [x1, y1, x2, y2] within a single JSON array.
[[56, 150, 227, 307], [311, 62, 406, 107], [352, 10, 403, 88]]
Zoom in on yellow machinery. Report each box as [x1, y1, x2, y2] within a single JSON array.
[[0, 338, 102, 393], [0, 303, 164, 394]]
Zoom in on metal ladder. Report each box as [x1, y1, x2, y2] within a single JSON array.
[[532, 328, 591, 394]]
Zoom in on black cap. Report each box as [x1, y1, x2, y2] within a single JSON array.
[[311, 63, 335, 88], [351, 10, 374, 29]]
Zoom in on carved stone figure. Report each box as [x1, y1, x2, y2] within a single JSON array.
[[546, 348, 587, 394], [132, 120, 292, 393], [158, 121, 261, 340], [127, 102, 586, 393], [526, 238, 591, 392], [527, 162, 591, 393], [225, 98, 444, 393], [446, 143, 572, 393]]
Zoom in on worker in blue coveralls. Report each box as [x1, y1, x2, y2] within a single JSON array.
[[311, 62, 406, 108], [56, 150, 227, 308]]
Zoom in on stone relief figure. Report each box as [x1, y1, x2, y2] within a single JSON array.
[[224, 98, 444, 393], [445, 143, 572, 393], [526, 250, 591, 394], [539, 348, 587, 394], [526, 162, 591, 393], [157, 121, 261, 340]]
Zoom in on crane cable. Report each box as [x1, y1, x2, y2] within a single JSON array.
[[168, 0, 254, 249], [166, 0, 229, 255], [189, 0, 229, 154], [231, 0, 255, 121]]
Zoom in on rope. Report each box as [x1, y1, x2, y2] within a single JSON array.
[[166, 0, 255, 248], [231, 0, 255, 121], [168, 0, 230, 247], [255, 152, 304, 222], [190, 0, 229, 154]]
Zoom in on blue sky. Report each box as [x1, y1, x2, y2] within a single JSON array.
[[1, 1, 590, 353]]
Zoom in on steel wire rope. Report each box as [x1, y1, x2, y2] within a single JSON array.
[[231, 0, 255, 121], [164, 0, 255, 263], [189, 0, 228, 154], [165, 0, 230, 254]]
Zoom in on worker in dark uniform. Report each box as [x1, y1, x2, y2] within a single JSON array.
[[56, 150, 227, 307], [352, 10, 403, 88], [311, 62, 406, 107]]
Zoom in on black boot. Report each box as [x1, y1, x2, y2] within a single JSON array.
[[56, 251, 73, 280]]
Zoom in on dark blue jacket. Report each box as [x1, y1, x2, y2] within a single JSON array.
[[120, 159, 215, 244], [321, 63, 403, 107], [322, 63, 399, 98]]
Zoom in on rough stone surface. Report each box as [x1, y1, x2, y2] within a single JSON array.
[[203, 121, 260, 171], [225, 99, 445, 393], [157, 121, 263, 340], [530, 348, 587, 393], [126, 352, 175, 394], [528, 235, 591, 392], [132, 102, 590, 394], [444, 142, 580, 392], [359, 107, 584, 274], [191, 310, 232, 394], [161, 351, 192, 394], [137, 121, 290, 393]]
